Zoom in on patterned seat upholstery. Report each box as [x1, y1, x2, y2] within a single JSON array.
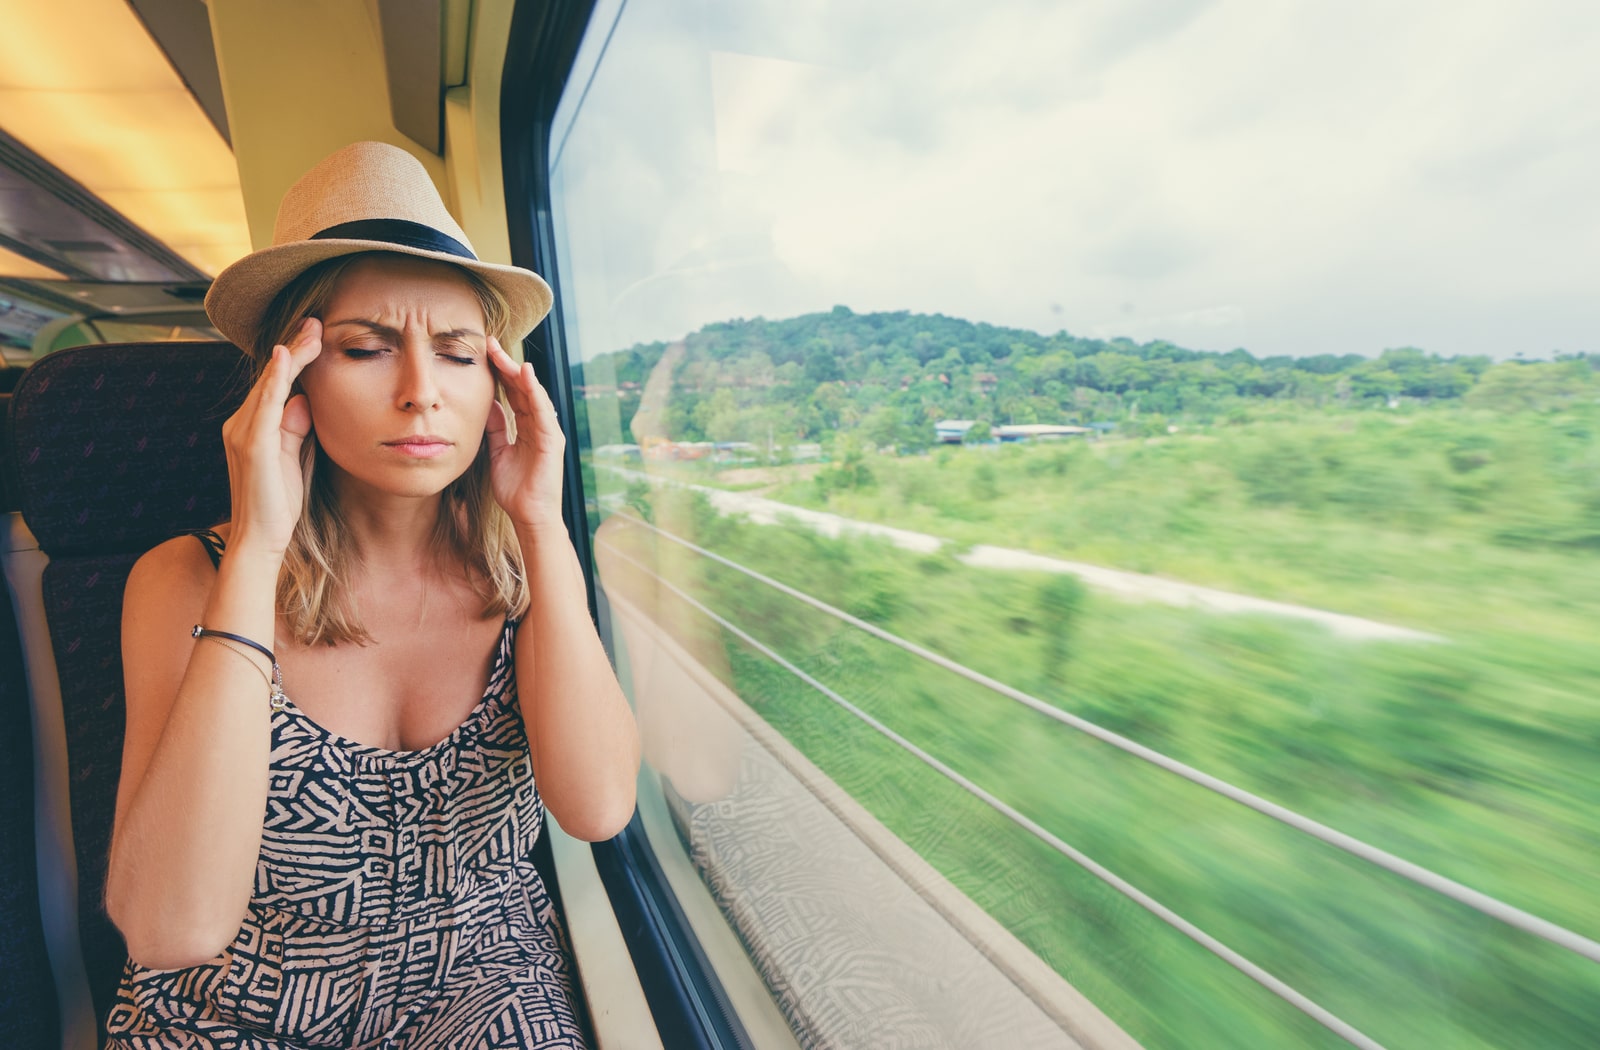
[[0, 578, 58, 1050], [5, 342, 251, 1039]]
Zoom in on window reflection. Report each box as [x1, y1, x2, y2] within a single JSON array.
[[550, 3, 1600, 1048]]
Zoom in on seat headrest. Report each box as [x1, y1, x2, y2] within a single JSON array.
[[5, 342, 251, 557]]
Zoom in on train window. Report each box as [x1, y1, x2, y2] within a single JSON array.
[[24, 306, 218, 354], [543, 1, 1599, 1048], [0, 290, 218, 361]]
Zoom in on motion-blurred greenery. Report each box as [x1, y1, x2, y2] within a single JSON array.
[[594, 399, 1600, 1049]]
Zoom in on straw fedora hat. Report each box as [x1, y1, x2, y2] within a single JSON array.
[[205, 141, 553, 352]]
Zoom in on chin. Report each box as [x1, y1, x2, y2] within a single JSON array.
[[384, 463, 472, 498], [324, 453, 473, 503]]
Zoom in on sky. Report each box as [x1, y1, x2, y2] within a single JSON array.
[[549, 0, 1600, 361]]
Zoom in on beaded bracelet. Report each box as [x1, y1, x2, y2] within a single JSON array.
[[192, 625, 288, 711]]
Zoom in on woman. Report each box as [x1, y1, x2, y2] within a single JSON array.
[[102, 142, 639, 1048]]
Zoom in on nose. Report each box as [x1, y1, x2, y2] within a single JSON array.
[[395, 348, 441, 412]]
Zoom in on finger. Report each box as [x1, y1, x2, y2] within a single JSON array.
[[264, 318, 320, 385], [258, 343, 292, 407], [282, 317, 324, 379], [246, 345, 300, 449], [511, 365, 558, 434], [268, 316, 315, 365], [486, 397, 509, 435], [486, 338, 537, 411], [488, 338, 532, 398], [485, 399, 510, 455], [286, 315, 321, 351], [256, 321, 323, 415], [497, 355, 544, 420], [285, 315, 317, 348], [526, 368, 561, 426], [281, 393, 314, 442], [487, 335, 519, 374], [487, 339, 563, 442]]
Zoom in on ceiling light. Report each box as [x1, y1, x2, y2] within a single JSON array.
[[0, 1, 251, 277]]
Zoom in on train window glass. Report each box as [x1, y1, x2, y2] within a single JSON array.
[[1, 290, 218, 361], [0, 295, 69, 361], [546, 3, 1600, 1048], [38, 316, 221, 353]]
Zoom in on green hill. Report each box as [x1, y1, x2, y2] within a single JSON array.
[[572, 307, 1594, 450]]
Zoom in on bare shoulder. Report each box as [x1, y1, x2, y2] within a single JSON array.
[[116, 529, 228, 830], [126, 529, 224, 613]]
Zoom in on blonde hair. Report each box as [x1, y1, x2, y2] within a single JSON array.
[[251, 251, 530, 646]]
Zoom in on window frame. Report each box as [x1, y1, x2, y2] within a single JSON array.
[[498, 3, 755, 1048]]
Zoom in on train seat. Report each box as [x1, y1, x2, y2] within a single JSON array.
[[2, 342, 249, 1043], [0, 560, 59, 1050]]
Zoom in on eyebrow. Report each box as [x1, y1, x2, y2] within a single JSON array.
[[324, 318, 485, 343]]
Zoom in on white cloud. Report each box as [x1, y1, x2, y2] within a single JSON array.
[[553, 0, 1600, 360]]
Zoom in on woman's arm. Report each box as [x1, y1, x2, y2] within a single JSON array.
[[514, 523, 642, 841], [487, 337, 640, 841], [106, 322, 323, 968], [107, 537, 282, 969]]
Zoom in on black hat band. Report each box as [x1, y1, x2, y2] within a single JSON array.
[[310, 218, 477, 261]]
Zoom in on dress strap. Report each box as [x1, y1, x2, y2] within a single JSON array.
[[189, 527, 226, 571]]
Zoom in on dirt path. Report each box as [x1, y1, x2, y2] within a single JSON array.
[[608, 469, 1443, 643]]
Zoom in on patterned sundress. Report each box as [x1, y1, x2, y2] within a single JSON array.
[[104, 536, 589, 1049]]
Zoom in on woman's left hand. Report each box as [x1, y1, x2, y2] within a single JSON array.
[[487, 336, 567, 535]]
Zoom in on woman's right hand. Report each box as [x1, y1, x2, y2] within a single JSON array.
[[220, 317, 323, 558]]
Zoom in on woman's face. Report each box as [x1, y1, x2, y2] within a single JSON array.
[[297, 254, 496, 500]]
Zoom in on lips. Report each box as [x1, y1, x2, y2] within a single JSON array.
[[383, 435, 453, 458]]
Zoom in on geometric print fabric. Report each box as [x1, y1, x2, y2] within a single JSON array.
[[104, 618, 587, 1048]]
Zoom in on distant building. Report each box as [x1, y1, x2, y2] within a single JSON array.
[[642, 440, 715, 461], [634, 439, 765, 463], [935, 419, 978, 443], [993, 423, 1092, 442]]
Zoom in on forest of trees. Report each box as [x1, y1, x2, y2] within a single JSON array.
[[583, 307, 1600, 1048], [573, 307, 1599, 452]]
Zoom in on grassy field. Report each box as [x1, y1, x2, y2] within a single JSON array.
[[591, 403, 1600, 1049]]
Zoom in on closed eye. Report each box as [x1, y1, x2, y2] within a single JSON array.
[[341, 346, 477, 364]]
